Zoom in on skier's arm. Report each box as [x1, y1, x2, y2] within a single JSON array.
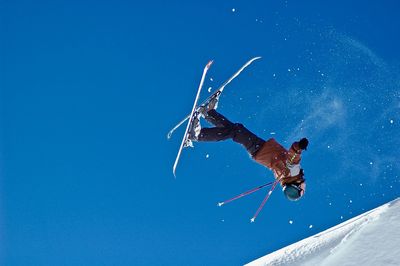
[[287, 142, 302, 165], [288, 138, 308, 165]]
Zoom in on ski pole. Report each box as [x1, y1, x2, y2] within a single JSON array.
[[250, 179, 280, 223], [218, 181, 276, 207]]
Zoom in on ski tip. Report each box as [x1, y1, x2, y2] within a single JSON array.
[[172, 168, 177, 178], [250, 217, 256, 223], [206, 60, 214, 68], [217, 202, 224, 207], [248, 56, 262, 62]]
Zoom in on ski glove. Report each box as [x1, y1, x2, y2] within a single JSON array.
[[299, 138, 309, 150]]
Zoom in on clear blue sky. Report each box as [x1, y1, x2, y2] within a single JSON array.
[[1, 0, 399, 265]]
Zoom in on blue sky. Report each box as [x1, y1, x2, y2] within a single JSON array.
[[1, 0, 400, 265]]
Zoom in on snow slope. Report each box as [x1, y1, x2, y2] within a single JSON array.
[[246, 198, 400, 266]]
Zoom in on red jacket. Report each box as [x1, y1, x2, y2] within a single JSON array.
[[253, 138, 304, 185]]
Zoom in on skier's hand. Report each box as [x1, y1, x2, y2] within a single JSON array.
[[299, 138, 309, 150]]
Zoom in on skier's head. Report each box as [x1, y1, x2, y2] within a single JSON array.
[[283, 170, 306, 201], [283, 182, 305, 201]]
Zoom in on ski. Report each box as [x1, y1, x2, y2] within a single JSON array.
[[167, 56, 262, 140], [172, 60, 213, 177]]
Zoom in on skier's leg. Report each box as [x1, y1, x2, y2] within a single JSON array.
[[231, 123, 265, 156], [203, 109, 233, 128], [197, 121, 265, 157], [197, 126, 235, 142], [196, 110, 236, 141], [188, 110, 233, 141]]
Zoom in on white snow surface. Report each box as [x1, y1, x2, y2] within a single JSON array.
[[246, 198, 400, 266]]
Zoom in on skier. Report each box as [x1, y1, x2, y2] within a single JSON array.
[[188, 98, 308, 201]]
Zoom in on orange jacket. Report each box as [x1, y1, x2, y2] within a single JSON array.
[[253, 138, 304, 185]]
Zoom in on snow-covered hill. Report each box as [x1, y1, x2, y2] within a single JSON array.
[[246, 198, 400, 266]]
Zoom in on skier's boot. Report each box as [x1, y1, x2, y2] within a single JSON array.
[[198, 93, 220, 118], [186, 111, 202, 147]]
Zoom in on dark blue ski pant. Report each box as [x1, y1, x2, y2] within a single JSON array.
[[197, 109, 265, 157]]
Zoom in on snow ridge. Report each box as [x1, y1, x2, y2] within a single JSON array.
[[246, 198, 399, 266]]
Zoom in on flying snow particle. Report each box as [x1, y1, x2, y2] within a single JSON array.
[[208, 87, 212, 93], [232, 8, 236, 12], [206, 154, 210, 159], [370, 162, 374, 165], [349, 200, 353, 203], [309, 225, 313, 229], [289, 220, 293, 224], [390, 119, 394, 124], [340, 216, 344, 219], [210, 78, 213, 81]]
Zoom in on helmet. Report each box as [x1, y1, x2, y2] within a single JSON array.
[[283, 184, 303, 201]]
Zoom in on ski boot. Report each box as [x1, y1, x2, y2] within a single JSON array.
[[185, 111, 202, 147], [198, 92, 220, 118]]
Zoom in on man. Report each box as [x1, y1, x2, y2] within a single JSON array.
[[188, 99, 308, 201]]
